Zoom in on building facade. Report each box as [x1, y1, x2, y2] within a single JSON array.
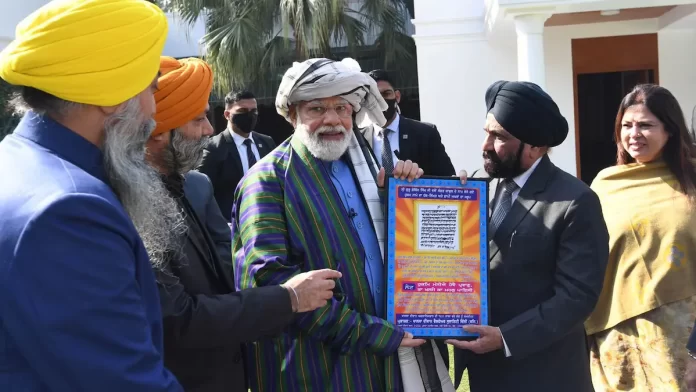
[[413, 0, 696, 183]]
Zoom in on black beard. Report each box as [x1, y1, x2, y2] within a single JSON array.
[[482, 144, 525, 178]]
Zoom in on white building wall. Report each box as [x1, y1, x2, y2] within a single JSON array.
[[658, 28, 696, 127], [413, 0, 517, 175], [0, 0, 50, 51]]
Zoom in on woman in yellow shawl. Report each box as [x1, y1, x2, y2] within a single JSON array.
[[587, 84, 696, 391]]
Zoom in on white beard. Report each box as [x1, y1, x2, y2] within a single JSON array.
[[294, 122, 351, 161], [102, 97, 186, 269]]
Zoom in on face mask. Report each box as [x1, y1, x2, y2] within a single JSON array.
[[231, 112, 258, 134], [383, 99, 397, 121]]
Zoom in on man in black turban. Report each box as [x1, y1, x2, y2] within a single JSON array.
[[448, 80, 609, 392], [481, 80, 568, 178]]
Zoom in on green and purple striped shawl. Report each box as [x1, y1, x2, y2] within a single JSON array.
[[231, 135, 405, 391]]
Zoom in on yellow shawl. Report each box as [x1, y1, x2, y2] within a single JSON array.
[[586, 160, 696, 335]]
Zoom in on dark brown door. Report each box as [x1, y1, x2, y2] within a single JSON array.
[[572, 33, 659, 184]]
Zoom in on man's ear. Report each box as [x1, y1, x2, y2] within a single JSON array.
[[223, 110, 231, 121], [529, 145, 546, 160], [289, 106, 297, 127], [97, 102, 125, 116], [395, 90, 402, 104]]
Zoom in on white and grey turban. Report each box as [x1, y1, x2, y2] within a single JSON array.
[[275, 57, 388, 127]]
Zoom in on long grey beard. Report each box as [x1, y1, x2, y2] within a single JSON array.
[[163, 129, 209, 174], [102, 98, 187, 269]]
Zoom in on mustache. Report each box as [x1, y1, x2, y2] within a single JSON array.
[[315, 125, 347, 135], [483, 150, 502, 163]]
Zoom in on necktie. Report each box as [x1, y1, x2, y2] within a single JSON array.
[[243, 139, 257, 171], [489, 180, 519, 237], [381, 129, 395, 177]]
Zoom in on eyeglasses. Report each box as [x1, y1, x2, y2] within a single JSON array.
[[302, 103, 353, 119]]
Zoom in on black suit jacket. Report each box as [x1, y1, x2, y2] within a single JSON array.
[[198, 129, 276, 221], [157, 179, 294, 392], [454, 156, 609, 392], [361, 116, 455, 176]]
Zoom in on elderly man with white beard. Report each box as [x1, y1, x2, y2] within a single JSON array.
[[146, 56, 342, 392], [232, 58, 455, 392], [0, 0, 184, 391]]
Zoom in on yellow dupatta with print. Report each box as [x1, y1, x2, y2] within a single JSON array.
[[585, 160, 696, 335]]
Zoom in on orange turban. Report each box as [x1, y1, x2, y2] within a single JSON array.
[[153, 56, 213, 136]]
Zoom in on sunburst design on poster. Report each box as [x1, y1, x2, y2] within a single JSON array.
[[393, 188, 482, 317], [395, 192, 480, 256]]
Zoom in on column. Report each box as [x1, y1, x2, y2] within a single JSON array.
[[413, 0, 518, 173], [514, 13, 551, 89]]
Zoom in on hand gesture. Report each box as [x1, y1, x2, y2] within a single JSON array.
[[400, 331, 426, 348], [377, 160, 424, 187], [283, 269, 342, 313], [445, 325, 503, 354]]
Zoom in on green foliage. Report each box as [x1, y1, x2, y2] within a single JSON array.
[[0, 79, 19, 141], [162, 0, 417, 94]]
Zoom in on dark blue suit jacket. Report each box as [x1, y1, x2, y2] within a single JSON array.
[[0, 113, 182, 392]]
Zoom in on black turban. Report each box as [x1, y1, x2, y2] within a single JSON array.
[[485, 80, 568, 147]]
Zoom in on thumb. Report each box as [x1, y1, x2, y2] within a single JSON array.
[[377, 167, 385, 188], [463, 325, 486, 334], [404, 332, 413, 339]]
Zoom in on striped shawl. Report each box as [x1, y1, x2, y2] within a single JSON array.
[[232, 135, 404, 391]]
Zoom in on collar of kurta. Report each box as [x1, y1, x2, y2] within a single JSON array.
[[13, 111, 106, 181]]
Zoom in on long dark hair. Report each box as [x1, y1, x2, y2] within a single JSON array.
[[614, 84, 696, 200]]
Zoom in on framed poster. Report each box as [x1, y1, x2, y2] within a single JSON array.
[[384, 176, 490, 339]]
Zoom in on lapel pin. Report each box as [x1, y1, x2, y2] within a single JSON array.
[[258, 144, 263, 148], [402, 134, 408, 140]]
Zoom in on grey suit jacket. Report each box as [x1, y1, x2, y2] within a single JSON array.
[[183, 171, 232, 269], [455, 155, 609, 392]]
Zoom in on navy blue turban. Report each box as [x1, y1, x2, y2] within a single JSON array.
[[485, 80, 568, 147]]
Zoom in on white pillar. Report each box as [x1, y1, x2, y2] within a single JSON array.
[[514, 13, 551, 89], [413, 0, 518, 173]]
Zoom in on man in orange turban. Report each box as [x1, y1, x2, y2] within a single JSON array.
[[0, 0, 185, 391], [144, 56, 342, 392]]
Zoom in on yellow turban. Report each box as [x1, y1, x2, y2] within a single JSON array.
[[153, 56, 213, 136], [0, 0, 168, 106]]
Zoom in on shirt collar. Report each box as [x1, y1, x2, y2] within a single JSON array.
[[512, 156, 542, 190], [13, 111, 106, 181], [375, 113, 400, 136], [230, 128, 255, 148]]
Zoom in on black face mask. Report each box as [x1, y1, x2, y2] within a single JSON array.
[[383, 99, 397, 121], [231, 112, 258, 134]]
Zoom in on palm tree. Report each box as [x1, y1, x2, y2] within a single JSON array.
[[162, 0, 416, 94]]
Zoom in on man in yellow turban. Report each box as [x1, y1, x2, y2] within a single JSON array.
[[0, 1, 184, 391], [144, 56, 342, 392]]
